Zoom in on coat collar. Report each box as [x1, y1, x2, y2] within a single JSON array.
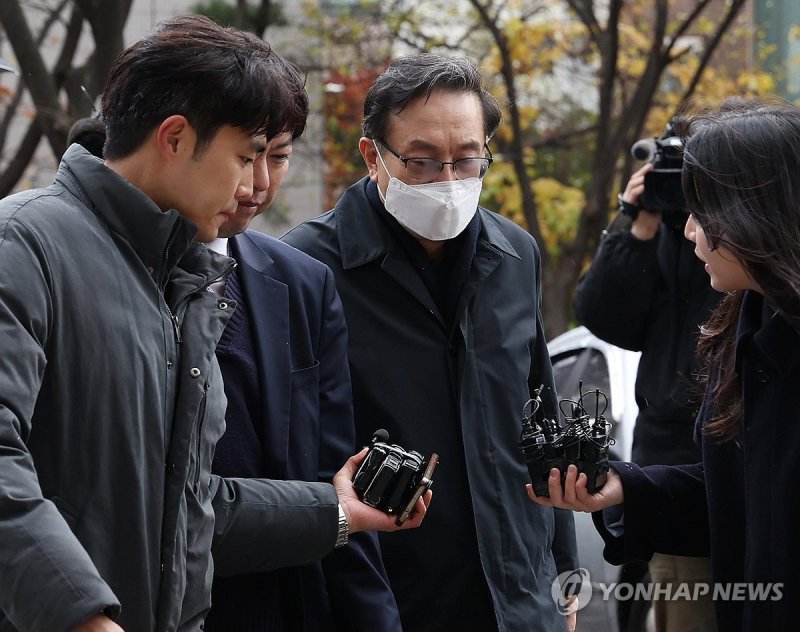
[[335, 176, 520, 270], [735, 290, 800, 375], [230, 230, 276, 275], [55, 145, 221, 286]]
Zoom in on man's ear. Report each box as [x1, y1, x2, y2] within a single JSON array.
[[359, 137, 379, 182], [156, 115, 194, 160]]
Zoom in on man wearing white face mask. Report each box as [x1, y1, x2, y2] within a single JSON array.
[[283, 54, 579, 632], [372, 137, 486, 241]]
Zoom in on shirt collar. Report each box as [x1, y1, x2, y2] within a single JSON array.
[[207, 238, 229, 257], [56, 145, 230, 288]]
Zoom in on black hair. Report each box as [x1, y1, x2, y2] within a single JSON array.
[[266, 53, 308, 140], [67, 117, 106, 158], [362, 54, 502, 142], [684, 97, 800, 439], [100, 14, 296, 159]]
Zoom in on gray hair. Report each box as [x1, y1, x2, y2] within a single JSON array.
[[362, 54, 502, 142]]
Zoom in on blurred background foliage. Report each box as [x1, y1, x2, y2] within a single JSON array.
[[0, 0, 792, 335]]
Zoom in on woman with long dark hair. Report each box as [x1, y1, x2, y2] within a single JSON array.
[[532, 99, 800, 631]]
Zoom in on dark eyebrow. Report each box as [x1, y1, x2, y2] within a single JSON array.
[[403, 138, 483, 155]]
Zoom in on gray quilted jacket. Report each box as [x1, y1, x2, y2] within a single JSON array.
[[0, 146, 338, 632]]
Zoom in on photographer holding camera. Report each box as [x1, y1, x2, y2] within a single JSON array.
[[572, 126, 721, 632]]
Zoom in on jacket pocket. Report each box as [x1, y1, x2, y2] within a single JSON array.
[[291, 360, 320, 391], [193, 382, 210, 494], [289, 361, 321, 465]]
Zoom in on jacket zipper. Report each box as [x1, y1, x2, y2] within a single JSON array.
[[186, 261, 235, 495], [156, 233, 233, 494], [204, 261, 237, 292], [167, 259, 238, 320], [159, 226, 183, 354], [163, 257, 235, 355], [165, 302, 182, 351]]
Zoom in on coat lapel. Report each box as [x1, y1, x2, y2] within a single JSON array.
[[452, 211, 520, 334], [231, 233, 291, 478], [381, 238, 445, 329], [453, 242, 502, 336], [337, 178, 445, 328], [336, 180, 524, 334]]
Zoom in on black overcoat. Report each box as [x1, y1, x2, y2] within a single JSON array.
[[284, 177, 578, 632], [595, 291, 800, 631]]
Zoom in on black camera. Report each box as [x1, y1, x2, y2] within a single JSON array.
[[352, 429, 438, 526], [519, 385, 612, 497], [629, 116, 686, 218]]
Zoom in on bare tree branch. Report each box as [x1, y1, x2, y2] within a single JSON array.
[[0, 1, 81, 165], [0, 0, 131, 192], [469, 0, 546, 257], [666, 0, 713, 51], [563, 0, 600, 46], [252, 0, 274, 38], [73, 0, 132, 99], [0, 118, 43, 197], [0, 0, 66, 158], [607, 0, 668, 155], [235, 0, 248, 29], [680, 0, 748, 102], [0, 0, 70, 154], [0, 79, 27, 160], [55, 4, 88, 115]]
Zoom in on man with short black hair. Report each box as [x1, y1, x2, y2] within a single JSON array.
[[0, 16, 425, 632], [203, 53, 401, 632]]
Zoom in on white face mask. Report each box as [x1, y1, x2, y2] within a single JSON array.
[[374, 142, 482, 241]]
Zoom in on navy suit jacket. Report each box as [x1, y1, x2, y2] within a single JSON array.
[[214, 229, 400, 631]]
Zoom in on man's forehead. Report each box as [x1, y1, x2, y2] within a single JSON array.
[[384, 92, 485, 149], [267, 131, 293, 149]]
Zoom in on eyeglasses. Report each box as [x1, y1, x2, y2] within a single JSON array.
[[375, 139, 493, 184]]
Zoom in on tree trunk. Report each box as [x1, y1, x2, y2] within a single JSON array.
[[0, 120, 43, 197], [542, 258, 580, 339], [253, 0, 274, 37], [0, 1, 70, 155], [0, 0, 133, 192], [75, 0, 132, 100]]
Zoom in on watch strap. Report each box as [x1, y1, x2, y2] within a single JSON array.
[[334, 503, 349, 548]]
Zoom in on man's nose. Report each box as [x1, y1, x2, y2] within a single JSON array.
[[438, 162, 458, 182], [252, 154, 269, 193], [236, 167, 254, 200]]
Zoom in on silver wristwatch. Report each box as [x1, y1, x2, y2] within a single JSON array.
[[334, 503, 349, 548]]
